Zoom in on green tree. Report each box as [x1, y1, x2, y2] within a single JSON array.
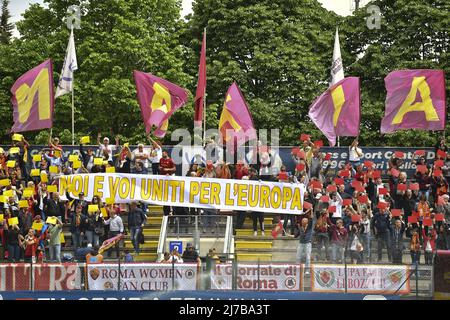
[[0, 0, 191, 145], [184, 0, 340, 145], [0, 0, 13, 44]]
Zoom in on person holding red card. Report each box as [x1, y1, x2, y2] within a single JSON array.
[[349, 139, 363, 169], [434, 136, 447, 160], [296, 209, 314, 274], [299, 136, 315, 167], [373, 207, 392, 262], [414, 166, 432, 201], [416, 194, 431, 219], [409, 227, 421, 265], [327, 215, 348, 264], [314, 210, 330, 261], [422, 227, 437, 265]]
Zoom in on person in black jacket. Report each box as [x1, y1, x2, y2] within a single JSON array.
[[389, 218, 406, 264], [44, 192, 66, 223], [372, 208, 392, 262], [69, 204, 87, 252], [66, 191, 88, 216], [128, 202, 147, 254]]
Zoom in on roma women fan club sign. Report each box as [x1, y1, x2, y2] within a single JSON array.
[[311, 265, 410, 294]]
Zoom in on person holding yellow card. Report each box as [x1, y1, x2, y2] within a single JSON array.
[[47, 216, 63, 262], [69, 204, 87, 252], [80, 136, 90, 145]]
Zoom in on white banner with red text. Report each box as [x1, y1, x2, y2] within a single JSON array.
[[86, 263, 199, 291], [59, 173, 305, 214], [210, 263, 303, 291], [311, 264, 410, 294]]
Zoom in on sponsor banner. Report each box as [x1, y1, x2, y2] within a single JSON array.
[[59, 173, 305, 214], [210, 264, 302, 291], [0, 263, 82, 291], [311, 264, 410, 294], [86, 263, 198, 291], [0, 290, 400, 300]]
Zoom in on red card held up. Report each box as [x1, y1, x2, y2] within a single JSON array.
[[416, 165, 428, 174], [354, 185, 365, 192], [296, 164, 305, 171], [409, 183, 419, 191], [433, 169, 443, 177], [320, 195, 330, 203], [437, 196, 445, 205], [390, 168, 400, 177], [334, 178, 344, 186], [377, 201, 388, 210], [394, 151, 404, 158], [303, 201, 313, 210], [343, 199, 352, 206], [351, 180, 362, 188], [358, 195, 368, 204], [351, 215, 361, 222], [434, 214, 444, 222], [313, 140, 323, 148], [310, 180, 322, 189], [364, 160, 374, 168], [423, 218, 433, 227], [324, 153, 332, 161], [292, 147, 300, 156], [278, 172, 288, 181], [391, 209, 402, 217], [437, 149, 446, 159], [408, 216, 418, 224], [414, 150, 425, 156], [435, 160, 444, 168], [326, 185, 337, 193], [297, 150, 306, 160], [397, 184, 407, 191], [372, 170, 381, 179], [328, 205, 336, 213], [378, 188, 388, 195], [412, 211, 419, 217], [338, 170, 350, 178], [300, 134, 310, 141]]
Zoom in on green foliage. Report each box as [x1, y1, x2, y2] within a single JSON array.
[[0, 0, 13, 44]]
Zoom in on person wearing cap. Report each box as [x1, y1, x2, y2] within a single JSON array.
[[97, 133, 119, 162], [181, 243, 200, 264], [132, 143, 149, 173]]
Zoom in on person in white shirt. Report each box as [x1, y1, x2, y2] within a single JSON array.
[[148, 135, 162, 175], [349, 139, 363, 168], [97, 134, 119, 162], [132, 143, 150, 172], [104, 209, 124, 258]]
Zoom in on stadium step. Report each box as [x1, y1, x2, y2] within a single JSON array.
[[235, 241, 273, 249], [143, 229, 160, 236], [124, 240, 158, 249], [131, 252, 158, 262], [147, 216, 163, 224], [236, 253, 272, 261]]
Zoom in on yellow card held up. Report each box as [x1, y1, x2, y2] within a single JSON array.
[[8, 217, 18, 226], [3, 190, 13, 198], [9, 147, 20, 154], [73, 160, 82, 169], [0, 179, 11, 186], [49, 166, 58, 173], [0, 214, 3, 222], [31, 222, 43, 231], [7, 160, 16, 168], [33, 154, 42, 162], [101, 207, 108, 218], [94, 158, 103, 165], [105, 197, 115, 205], [106, 167, 115, 173], [40, 173, 48, 183], [80, 136, 90, 144], [53, 150, 62, 158], [46, 216, 57, 224], [88, 204, 99, 213], [47, 185, 57, 193], [0, 196, 5, 203], [30, 169, 40, 177], [12, 133, 23, 141], [69, 155, 79, 162], [124, 143, 129, 148], [23, 189, 34, 198], [19, 200, 28, 208], [102, 160, 109, 165]]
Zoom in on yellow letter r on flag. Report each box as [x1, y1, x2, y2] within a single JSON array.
[[392, 77, 439, 124]]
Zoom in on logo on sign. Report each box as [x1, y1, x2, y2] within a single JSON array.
[[317, 270, 335, 287]]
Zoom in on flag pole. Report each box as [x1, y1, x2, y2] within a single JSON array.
[[202, 27, 207, 147], [71, 25, 75, 146]]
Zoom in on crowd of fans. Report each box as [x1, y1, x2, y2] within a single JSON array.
[[0, 131, 448, 268]]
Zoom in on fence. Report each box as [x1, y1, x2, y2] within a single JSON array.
[[0, 253, 434, 299]]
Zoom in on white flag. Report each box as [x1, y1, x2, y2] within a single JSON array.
[[55, 28, 78, 98], [330, 27, 344, 86]]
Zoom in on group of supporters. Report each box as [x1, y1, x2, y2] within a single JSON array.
[[0, 132, 449, 267]]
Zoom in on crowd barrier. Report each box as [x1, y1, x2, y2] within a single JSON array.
[[0, 261, 413, 295]]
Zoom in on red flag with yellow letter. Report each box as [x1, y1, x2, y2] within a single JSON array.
[[219, 82, 256, 147], [11, 59, 54, 133], [133, 71, 189, 138]]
